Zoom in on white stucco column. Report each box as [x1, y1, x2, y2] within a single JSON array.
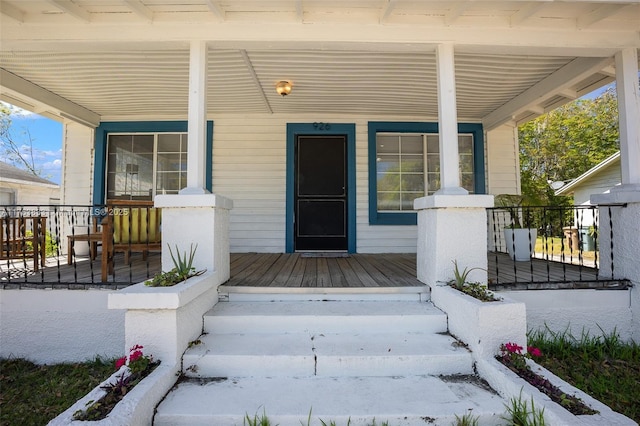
[[435, 44, 467, 195], [591, 47, 640, 342], [182, 40, 209, 194], [110, 194, 233, 365], [614, 47, 640, 189], [415, 195, 494, 286]]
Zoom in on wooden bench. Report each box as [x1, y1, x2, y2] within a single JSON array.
[[101, 200, 162, 281], [0, 216, 47, 271]]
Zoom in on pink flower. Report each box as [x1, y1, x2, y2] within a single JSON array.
[[129, 350, 143, 362], [504, 342, 523, 354], [115, 357, 127, 369], [528, 346, 542, 357], [129, 344, 143, 352]]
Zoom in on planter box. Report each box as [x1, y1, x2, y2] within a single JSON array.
[[476, 357, 636, 426], [48, 364, 177, 426], [430, 284, 526, 358], [504, 228, 537, 261]]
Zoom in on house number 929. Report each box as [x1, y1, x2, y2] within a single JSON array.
[[313, 122, 331, 130]]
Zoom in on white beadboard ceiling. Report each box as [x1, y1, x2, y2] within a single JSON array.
[[1, 0, 637, 127]]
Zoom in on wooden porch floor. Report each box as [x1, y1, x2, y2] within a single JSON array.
[[1, 251, 601, 288], [226, 253, 424, 287]]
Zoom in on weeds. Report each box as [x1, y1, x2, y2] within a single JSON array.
[[452, 411, 479, 425], [502, 391, 546, 426]]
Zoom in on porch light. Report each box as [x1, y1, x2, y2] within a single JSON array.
[[275, 81, 293, 96]]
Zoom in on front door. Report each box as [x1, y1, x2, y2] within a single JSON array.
[[294, 135, 348, 251]]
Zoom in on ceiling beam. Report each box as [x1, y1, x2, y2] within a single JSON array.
[[526, 105, 545, 115], [577, 4, 626, 29], [239, 50, 273, 114], [124, 0, 154, 22], [558, 88, 578, 99], [295, 0, 303, 22], [510, 2, 546, 26], [483, 56, 613, 130], [599, 66, 617, 77], [1, 69, 100, 127], [204, 0, 225, 21], [380, 0, 396, 24], [444, 2, 468, 26], [0, 2, 25, 23], [48, 0, 91, 22]]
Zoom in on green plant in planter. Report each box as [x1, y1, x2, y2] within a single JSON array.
[[145, 243, 205, 287], [449, 260, 499, 302]]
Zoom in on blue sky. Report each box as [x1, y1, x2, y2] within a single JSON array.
[[2, 105, 63, 184]]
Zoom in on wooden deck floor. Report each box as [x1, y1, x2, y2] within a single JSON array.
[[226, 253, 424, 287], [1, 251, 602, 288]]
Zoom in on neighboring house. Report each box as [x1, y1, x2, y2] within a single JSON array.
[[555, 152, 622, 206], [0, 161, 59, 206]]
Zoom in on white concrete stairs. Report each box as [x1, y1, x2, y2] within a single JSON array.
[[154, 297, 507, 426]]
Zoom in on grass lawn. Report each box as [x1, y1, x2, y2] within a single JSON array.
[[528, 329, 640, 424], [0, 357, 115, 426], [534, 236, 597, 261]]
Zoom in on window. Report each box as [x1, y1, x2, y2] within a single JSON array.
[[106, 133, 188, 200], [376, 133, 475, 212], [368, 122, 484, 225]]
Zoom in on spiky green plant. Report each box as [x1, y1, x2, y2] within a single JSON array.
[[452, 412, 479, 426], [145, 243, 205, 287]]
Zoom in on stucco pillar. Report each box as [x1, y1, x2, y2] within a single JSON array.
[[154, 194, 232, 277], [591, 47, 640, 342], [415, 194, 494, 287], [182, 40, 209, 194], [435, 44, 466, 195], [109, 194, 232, 365]]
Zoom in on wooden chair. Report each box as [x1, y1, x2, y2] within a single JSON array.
[[0, 216, 47, 271], [101, 200, 162, 281], [67, 216, 102, 265]]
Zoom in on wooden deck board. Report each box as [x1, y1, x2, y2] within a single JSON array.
[[2, 251, 602, 289]]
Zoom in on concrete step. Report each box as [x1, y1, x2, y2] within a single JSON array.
[[218, 285, 429, 302], [182, 331, 473, 378], [154, 375, 506, 426], [204, 301, 447, 334]]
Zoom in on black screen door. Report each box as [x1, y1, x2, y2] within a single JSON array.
[[294, 135, 347, 251]]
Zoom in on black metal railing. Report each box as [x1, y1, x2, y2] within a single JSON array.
[[0, 204, 161, 287], [487, 204, 628, 289]]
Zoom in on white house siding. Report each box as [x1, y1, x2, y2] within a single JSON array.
[[61, 122, 94, 206], [0, 181, 58, 206], [212, 115, 511, 253], [486, 124, 520, 196], [573, 162, 621, 206]]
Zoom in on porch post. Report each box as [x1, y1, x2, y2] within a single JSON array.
[[182, 40, 209, 194], [614, 47, 640, 190], [435, 44, 466, 195], [591, 47, 640, 342]]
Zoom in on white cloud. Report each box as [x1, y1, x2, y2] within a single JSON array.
[[42, 159, 62, 170]]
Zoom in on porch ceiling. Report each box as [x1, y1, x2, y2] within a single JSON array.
[[1, 1, 638, 128]]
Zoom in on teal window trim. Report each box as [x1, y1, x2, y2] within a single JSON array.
[[368, 121, 485, 226], [93, 121, 213, 205], [286, 123, 357, 253]]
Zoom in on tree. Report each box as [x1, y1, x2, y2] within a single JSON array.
[[0, 103, 46, 177], [518, 88, 620, 206]]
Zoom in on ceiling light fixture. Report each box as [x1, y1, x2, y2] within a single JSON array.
[[275, 81, 293, 96]]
